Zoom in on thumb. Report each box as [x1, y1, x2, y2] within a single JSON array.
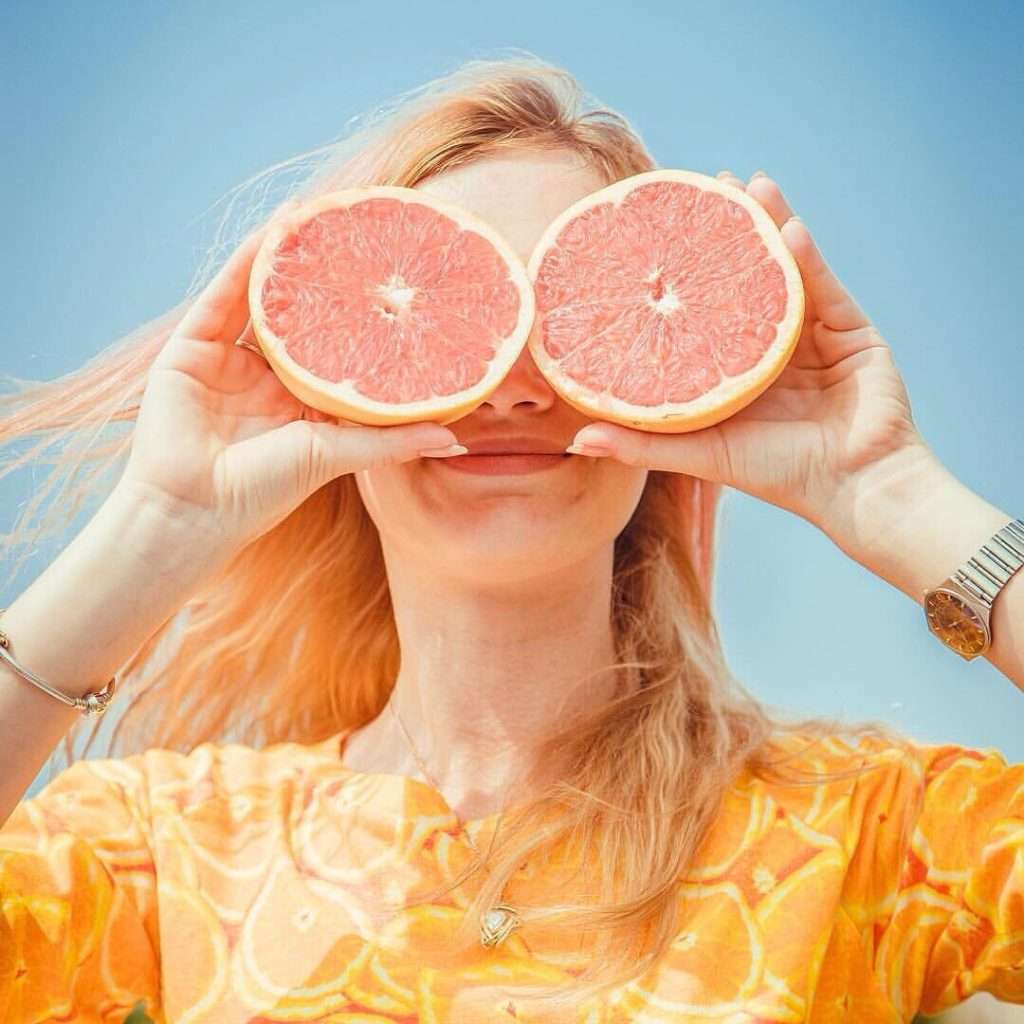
[[228, 419, 461, 497], [569, 422, 733, 484]]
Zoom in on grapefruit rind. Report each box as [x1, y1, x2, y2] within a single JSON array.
[[526, 168, 806, 434], [248, 186, 536, 426]]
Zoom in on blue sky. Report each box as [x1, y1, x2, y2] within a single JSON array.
[[4, 0, 1022, 796]]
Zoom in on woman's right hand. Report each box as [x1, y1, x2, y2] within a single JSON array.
[[116, 219, 463, 553]]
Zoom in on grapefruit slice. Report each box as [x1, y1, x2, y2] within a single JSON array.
[[247, 187, 535, 425], [526, 169, 805, 433]]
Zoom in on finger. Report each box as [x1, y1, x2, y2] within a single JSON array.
[[745, 172, 795, 230], [225, 419, 462, 497], [178, 200, 302, 346], [177, 227, 269, 344], [780, 217, 872, 332], [233, 316, 269, 362], [300, 405, 333, 423], [715, 169, 748, 193], [568, 421, 734, 484], [300, 407, 370, 427], [745, 172, 873, 334]]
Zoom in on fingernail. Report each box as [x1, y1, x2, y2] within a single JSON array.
[[751, 169, 768, 179], [565, 443, 611, 457], [419, 444, 469, 458], [566, 426, 616, 456], [572, 427, 616, 446], [411, 425, 458, 446]]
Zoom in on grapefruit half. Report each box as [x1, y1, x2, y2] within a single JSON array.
[[248, 187, 536, 425], [526, 169, 805, 433]]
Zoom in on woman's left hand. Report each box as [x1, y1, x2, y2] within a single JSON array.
[[567, 170, 939, 537]]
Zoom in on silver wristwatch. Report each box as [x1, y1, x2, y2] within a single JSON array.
[[922, 518, 1024, 661]]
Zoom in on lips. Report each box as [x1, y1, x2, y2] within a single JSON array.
[[435, 450, 571, 475], [459, 436, 567, 455]]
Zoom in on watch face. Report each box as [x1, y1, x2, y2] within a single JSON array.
[[924, 589, 989, 657]]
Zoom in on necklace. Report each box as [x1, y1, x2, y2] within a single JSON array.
[[386, 700, 522, 948]]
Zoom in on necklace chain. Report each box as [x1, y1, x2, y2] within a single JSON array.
[[385, 698, 523, 947], [386, 699, 482, 852]]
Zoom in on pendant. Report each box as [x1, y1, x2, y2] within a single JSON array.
[[479, 903, 522, 947]]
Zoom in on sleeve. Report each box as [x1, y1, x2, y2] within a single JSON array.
[[0, 756, 162, 1023], [862, 740, 1024, 1017]]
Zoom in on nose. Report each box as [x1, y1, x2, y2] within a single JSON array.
[[476, 334, 559, 417]]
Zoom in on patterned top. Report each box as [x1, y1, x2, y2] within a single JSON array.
[[1, 729, 1022, 1023]]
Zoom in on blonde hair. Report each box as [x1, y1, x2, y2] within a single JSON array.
[[2, 51, 919, 1011]]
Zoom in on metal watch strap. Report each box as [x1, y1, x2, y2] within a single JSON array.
[[951, 519, 1024, 610]]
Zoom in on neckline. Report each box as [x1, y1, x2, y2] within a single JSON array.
[[312, 726, 519, 829]]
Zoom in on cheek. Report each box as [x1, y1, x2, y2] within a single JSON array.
[[598, 463, 649, 524], [352, 467, 391, 529], [355, 464, 446, 541]]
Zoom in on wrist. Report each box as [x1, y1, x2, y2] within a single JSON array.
[[0, 484, 231, 818], [2, 484, 227, 709], [820, 444, 1014, 605], [107, 479, 235, 568]]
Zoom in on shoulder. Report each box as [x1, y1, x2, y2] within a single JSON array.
[[826, 731, 1022, 823], [785, 733, 1024, 1015], [742, 729, 1020, 853], [752, 728, 1017, 789], [127, 732, 345, 817], [755, 730, 1022, 892], [14, 732, 342, 834]]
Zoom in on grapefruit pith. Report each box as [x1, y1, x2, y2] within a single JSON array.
[[247, 187, 536, 425], [526, 169, 805, 433]]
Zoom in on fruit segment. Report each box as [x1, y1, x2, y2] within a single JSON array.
[[248, 187, 536, 426], [527, 169, 805, 433]]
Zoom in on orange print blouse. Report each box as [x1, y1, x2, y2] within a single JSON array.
[[1, 729, 1022, 1022]]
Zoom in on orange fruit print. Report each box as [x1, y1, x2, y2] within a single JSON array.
[[1, 730, 1022, 1021]]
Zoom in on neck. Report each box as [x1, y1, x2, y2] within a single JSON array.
[[341, 547, 621, 822]]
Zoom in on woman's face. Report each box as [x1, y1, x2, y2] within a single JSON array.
[[355, 150, 648, 586]]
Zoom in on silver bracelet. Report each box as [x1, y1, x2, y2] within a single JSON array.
[[0, 608, 117, 716]]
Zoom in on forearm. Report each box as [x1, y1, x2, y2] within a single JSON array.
[[823, 446, 1022, 690], [0, 484, 229, 826]]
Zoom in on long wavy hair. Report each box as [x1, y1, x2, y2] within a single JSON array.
[[2, 51, 920, 1011]]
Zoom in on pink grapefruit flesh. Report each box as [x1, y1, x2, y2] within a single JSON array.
[[248, 187, 536, 425], [526, 169, 805, 433]]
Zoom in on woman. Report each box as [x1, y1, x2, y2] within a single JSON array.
[[1, 56, 1021, 1022]]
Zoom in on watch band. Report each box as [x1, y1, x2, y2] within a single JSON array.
[[923, 518, 1024, 660], [951, 518, 1024, 611]]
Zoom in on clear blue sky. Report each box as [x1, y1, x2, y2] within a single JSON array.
[[4, 0, 1022, 796]]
